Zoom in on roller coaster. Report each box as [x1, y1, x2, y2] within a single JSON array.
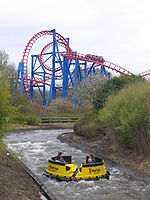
[[15, 29, 149, 111]]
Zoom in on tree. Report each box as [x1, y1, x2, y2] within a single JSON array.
[[0, 50, 17, 135], [0, 50, 16, 98], [0, 50, 9, 72], [75, 74, 106, 110]]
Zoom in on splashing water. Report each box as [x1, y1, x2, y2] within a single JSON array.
[[3, 129, 150, 200]]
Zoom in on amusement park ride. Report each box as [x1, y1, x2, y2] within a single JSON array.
[[15, 29, 150, 111]]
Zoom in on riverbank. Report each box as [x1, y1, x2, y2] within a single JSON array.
[[1, 124, 150, 200], [6, 123, 74, 133], [58, 132, 150, 183], [0, 142, 42, 200], [0, 124, 73, 200]]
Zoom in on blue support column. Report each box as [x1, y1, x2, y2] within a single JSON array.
[[30, 55, 34, 101], [93, 67, 96, 75], [30, 54, 48, 105], [100, 65, 107, 77], [51, 29, 56, 101], [78, 61, 83, 82], [62, 57, 68, 99], [87, 63, 95, 77], [72, 58, 79, 106], [107, 72, 111, 79], [46, 81, 52, 108], [55, 39, 63, 71], [66, 37, 69, 45], [16, 62, 24, 95], [84, 61, 87, 80], [20, 63, 24, 95], [43, 71, 46, 105], [14, 62, 24, 100]]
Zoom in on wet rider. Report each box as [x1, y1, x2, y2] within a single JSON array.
[[87, 154, 96, 163], [55, 152, 65, 162]]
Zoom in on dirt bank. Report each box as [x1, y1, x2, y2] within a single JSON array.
[[0, 124, 72, 200], [0, 143, 42, 200], [58, 132, 150, 182]]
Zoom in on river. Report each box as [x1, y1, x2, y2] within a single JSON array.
[[3, 129, 150, 200]]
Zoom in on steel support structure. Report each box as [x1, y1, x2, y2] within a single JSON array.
[[15, 62, 24, 95], [16, 29, 134, 111]]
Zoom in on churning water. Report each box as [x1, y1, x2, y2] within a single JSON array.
[[3, 129, 150, 200]]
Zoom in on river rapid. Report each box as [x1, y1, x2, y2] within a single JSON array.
[[3, 129, 150, 200]]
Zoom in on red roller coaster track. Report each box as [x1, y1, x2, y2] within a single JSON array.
[[61, 52, 133, 75], [19, 29, 150, 112], [20, 29, 150, 89], [21, 30, 71, 78], [39, 41, 67, 73], [139, 70, 150, 77], [20, 30, 71, 98]]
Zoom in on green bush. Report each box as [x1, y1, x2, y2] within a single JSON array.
[[12, 113, 38, 125], [13, 92, 35, 114], [26, 115, 38, 125], [12, 113, 27, 124], [0, 75, 15, 137], [93, 75, 143, 110], [99, 81, 150, 155], [74, 111, 105, 138]]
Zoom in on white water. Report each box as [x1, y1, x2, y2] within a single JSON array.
[[3, 129, 150, 200]]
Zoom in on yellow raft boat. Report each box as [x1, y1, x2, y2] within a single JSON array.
[[43, 156, 110, 181]]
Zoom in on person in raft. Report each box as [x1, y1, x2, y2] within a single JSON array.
[[55, 151, 65, 162], [86, 154, 96, 163]]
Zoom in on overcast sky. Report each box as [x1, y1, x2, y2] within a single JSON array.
[[0, 0, 150, 74]]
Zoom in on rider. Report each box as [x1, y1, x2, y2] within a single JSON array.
[[86, 154, 96, 163], [55, 152, 65, 162]]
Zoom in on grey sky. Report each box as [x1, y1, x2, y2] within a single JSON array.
[[0, 0, 150, 74]]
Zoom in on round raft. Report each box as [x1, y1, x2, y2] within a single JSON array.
[[44, 155, 110, 181]]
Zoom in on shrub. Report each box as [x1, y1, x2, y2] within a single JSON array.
[[99, 81, 150, 155], [0, 74, 14, 137], [93, 75, 144, 110], [26, 115, 38, 125], [74, 111, 105, 138], [13, 92, 35, 114], [12, 113, 38, 125], [12, 113, 27, 124]]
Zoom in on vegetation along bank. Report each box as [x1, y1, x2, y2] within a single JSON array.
[[74, 75, 150, 177]]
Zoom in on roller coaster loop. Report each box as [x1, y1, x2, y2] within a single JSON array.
[[15, 29, 149, 111]]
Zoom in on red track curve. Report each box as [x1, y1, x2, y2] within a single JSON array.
[[139, 70, 150, 77], [39, 41, 68, 73], [21, 30, 71, 99], [103, 61, 132, 75], [21, 30, 71, 79], [61, 52, 133, 76]]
